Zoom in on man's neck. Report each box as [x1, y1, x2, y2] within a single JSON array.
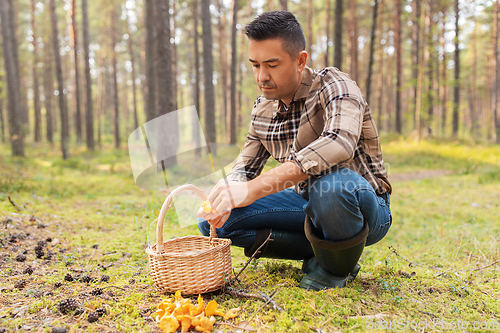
[[281, 72, 303, 108]]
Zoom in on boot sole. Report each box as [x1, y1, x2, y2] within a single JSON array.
[[299, 264, 360, 291]]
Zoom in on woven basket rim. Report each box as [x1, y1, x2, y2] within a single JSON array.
[[145, 234, 231, 258]]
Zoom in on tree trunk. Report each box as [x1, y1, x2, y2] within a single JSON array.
[[82, 0, 94, 150], [307, 0, 313, 68], [228, 0, 239, 145], [384, 48, 392, 131], [172, 0, 178, 111], [375, 0, 384, 128], [440, 6, 448, 137], [145, 0, 157, 122], [125, 11, 139, 138], [202, 0, 217, 154], [347, 0, 358, 81], [333, 0, 343, 69], [111, 6, 120, 149], [0, 79, 4, 142], [395, 0, 402, 134], [267, 0, 274, 11], [426, 0, 434, 137], [280, 0, 287, 11], [470, 4, 476, 136], [96, 51, 106, 148], [415, 2, 426, 139], [156, 0, 177, 167], [31, 0, 42, 142], [193, 0, 201, 156], [494, 0, 500, 142], [494, 0, 500, 143], [218, 0, 228, 127], [324, 0, 331, 67], [0, 73, 4, 142], [411, 0, 421, 131], [49, 0, 69, 159], [71, 0, 82, 143], [7, 0, 29, 135], [43, 33, 54, 144], [237, 4, 250, 131], [452, 0, 460, 137], [139, 35, 146, 118], [365, 0, 378, 105], [122, 87, 129, 133]]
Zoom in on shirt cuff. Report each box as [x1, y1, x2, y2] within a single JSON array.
[[225, 171, 248, 182], [288, 149, 319, 176]]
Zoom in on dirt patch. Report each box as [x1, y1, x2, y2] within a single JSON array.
[[0, 212, 160, 333], [389, 169, 454, 182]]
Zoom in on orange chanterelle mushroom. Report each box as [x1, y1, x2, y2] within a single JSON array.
[[155, 291, 241, 333], [201, 200, 218, 214]]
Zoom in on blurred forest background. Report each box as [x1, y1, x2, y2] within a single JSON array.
[[0, 0, 499, 160]]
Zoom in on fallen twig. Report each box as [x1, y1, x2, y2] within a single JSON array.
[[391, 246, 500, 278], [247, 289, 278, 323], [69, 268, 92, 273], [309, 327, 330, 333], [8, 196, 22, 211], [102, 285, 127, 292], [85, 248, 97, 268], [224, 285, 266, 300], [215, 321, 256, 331], [418, 310, 438, 318], [98, 263, 114, 270], [224, 286, 300, 323], [257, 290, 284, 313], [480, 276, 498, 283], [224, 286, 282, 311], [233, 233, 272, 282], [471, 259, 500, 272], [389, 246, 439, 271]]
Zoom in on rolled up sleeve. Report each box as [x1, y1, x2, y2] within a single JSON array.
[[226, 123, 271, 182], [288, 70, 364, 176]]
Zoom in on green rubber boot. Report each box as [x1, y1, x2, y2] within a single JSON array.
[[244, 228, 314, 260], [299, 217, 368, 290], [301, 256, 318, 274]]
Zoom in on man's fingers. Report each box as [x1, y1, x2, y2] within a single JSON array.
[[205, 211, 231, 229], [220, 211, 231, 224], [197, 207, 206, 218], [208, 216, 223, 228]]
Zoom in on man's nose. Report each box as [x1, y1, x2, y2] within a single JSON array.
[[257, 68, 270, 82]]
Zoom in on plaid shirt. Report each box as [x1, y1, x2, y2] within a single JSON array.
[[227, 66, 392, 196]]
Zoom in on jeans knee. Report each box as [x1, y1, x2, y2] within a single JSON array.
[[308, 176, 346, 204], [198, 218, 210, 237]]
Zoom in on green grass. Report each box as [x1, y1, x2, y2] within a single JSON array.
[[0, 139, 499, 332], [381, 138, 500, 174]]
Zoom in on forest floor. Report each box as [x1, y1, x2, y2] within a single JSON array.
[[0, 139, 499, 333]]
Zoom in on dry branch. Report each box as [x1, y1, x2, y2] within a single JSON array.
[[233, 232, 272, 282], [8, 196, 22, 211], [471, 259, 500, 272], [247, 289, 278, 322]]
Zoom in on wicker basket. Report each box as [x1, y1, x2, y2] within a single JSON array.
[[145, 184, 232, 295]]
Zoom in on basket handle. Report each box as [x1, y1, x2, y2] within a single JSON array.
[[156, 184, 218, 255]]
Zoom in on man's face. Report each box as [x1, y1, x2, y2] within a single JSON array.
[[248, 38, 306, 106]]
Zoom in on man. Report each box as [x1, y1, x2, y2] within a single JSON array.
[[198, 11, 392, 290]]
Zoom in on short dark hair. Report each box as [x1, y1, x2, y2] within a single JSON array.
[[245, 11, 306, 59]]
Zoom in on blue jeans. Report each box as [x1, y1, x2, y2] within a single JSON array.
[[198, 168, 392, 248]]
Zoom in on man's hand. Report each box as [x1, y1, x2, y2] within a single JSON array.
[[197, 162, 309, 229], [197, 179, 252, 229], [197, 207, 231, 229]]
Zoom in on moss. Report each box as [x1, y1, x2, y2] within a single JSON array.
[[0, 139, 499, 332]]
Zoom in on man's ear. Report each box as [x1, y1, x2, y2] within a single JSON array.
[[297, 50, 308, 72]]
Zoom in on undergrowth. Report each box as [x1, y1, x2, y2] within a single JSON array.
[[0, 139, 499, 332]]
